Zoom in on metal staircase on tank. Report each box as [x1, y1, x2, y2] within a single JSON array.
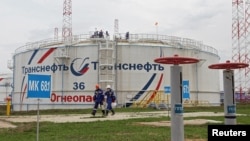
[[131, 90, 170, 109], [98, 40, 115, 89]]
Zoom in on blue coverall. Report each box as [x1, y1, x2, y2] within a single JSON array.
[[91, 88, 105, 116], [104, 89, 116, 115]]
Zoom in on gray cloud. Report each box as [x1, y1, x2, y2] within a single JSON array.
[[0, 0, 232, 73]]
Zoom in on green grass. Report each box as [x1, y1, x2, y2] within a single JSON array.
[[1, 119, 171, 141], [0, 104, 250, 141]]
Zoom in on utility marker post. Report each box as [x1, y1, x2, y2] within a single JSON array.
[[208, 60, 248, 125], [154, 54, 199, 141]]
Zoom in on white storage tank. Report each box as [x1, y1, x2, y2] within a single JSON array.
[[12, 33, 220, 111]]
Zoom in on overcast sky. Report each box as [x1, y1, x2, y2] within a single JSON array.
[[0, 0, 231, 74]]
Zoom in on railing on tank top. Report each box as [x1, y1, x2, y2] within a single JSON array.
[[14, 33, 218, 56], [119, 33, 218, 56]]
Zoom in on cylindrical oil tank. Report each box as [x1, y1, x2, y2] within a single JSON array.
[[12, 34, 220, 111]]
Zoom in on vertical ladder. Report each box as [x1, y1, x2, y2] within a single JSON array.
[[54, 46, 70, 103], [98, 40, 115, 89]]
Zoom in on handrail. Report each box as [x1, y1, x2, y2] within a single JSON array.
[[14, 33, 218, 56]]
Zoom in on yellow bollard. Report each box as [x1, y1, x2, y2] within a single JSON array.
[[6, 96, 11, 116]]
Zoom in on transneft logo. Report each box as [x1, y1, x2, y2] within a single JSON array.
[[70, 57, 90, 76]]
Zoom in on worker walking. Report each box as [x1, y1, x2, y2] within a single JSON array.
[[104, 85, 116, 116], [91, 84, 105, 116]]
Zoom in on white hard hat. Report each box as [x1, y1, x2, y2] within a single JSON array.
[[106, 85, 111, 89]]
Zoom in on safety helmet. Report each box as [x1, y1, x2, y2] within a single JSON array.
[[95, 84, 100, 89], [106, 85, 111, 89]]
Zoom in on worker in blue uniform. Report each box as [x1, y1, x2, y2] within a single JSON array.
[[104, 85, 116, 116], [91, 84, 105, 116]]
